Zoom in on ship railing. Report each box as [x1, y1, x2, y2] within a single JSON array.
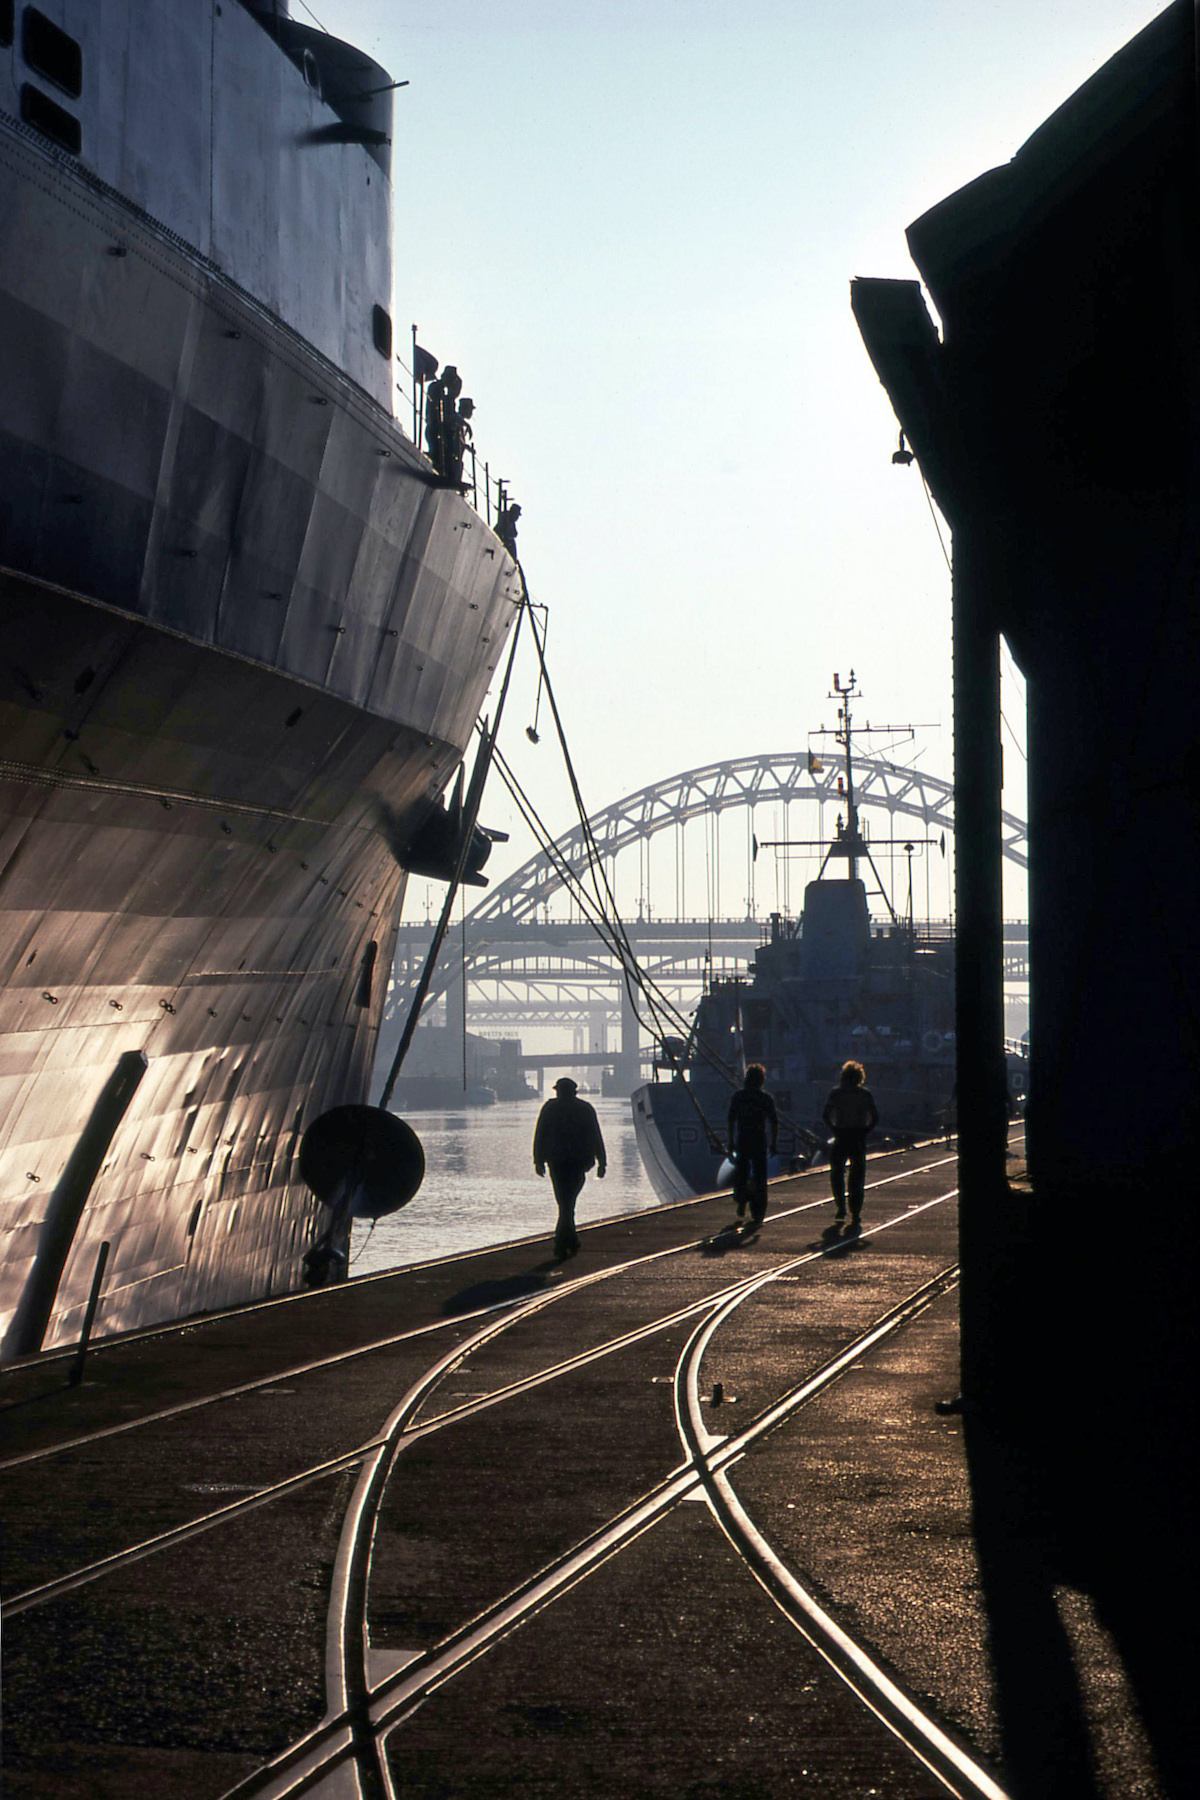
[[394, 354, 514, 533]]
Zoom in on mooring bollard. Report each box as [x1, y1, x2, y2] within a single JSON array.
[[69, 1240, 110, 1389]]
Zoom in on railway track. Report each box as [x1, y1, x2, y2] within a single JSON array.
[[2, 1143, 1012, 1799], [0, 1143, 958, 1474]]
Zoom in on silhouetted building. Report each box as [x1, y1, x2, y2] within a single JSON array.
[[854, 5, 1196, 1793]]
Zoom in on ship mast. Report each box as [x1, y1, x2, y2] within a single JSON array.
[[756, 674, 938, 923], [831, 669, 867, 883], [817, 674, 937, 922]]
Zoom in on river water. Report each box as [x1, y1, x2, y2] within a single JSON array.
[[349, 1096, 662, 1276]]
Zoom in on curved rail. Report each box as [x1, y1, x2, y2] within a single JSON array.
[[4, 1151, 961, 1618], [673, 1247, 1006, 1798], [221, 1169, 981, 1798], [0, 1139, 953, 1477], [3, 1146, 1008, 1800]]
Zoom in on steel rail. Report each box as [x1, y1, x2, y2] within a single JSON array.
[[328, 1173, 960, 1750], [3, 1245, 821, 1618], [222, 1184, 960, 1799], [3, 1163, 954, 1613], [0, 1294, 539, 1474], [9, 1131, 956, 1384], [400, 1147, 960, 1447], [0, 1146, 959, 1474], [12, 1124, 904, 1377], [2, 1278, 774, 1618], [360, 1197, 966, 1798], [2, 1139, 828, 1375], [4, 1130, 965, 1392], [2, 1442, 382, 1618], [674, 1246, 1008, 1798], [703, 1462, 1008, 1800]]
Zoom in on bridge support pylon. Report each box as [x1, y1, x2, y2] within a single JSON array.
[[604, 980, 643, 1096]]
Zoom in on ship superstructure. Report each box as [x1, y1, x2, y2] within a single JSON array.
[[0, 0, 518, 1351]]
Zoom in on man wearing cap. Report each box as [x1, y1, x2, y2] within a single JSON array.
[[533, 1077, 607, 1259]]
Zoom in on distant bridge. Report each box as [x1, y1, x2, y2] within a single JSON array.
[[385, 751, 1029, 1086], [467, 748, 1026, 931]]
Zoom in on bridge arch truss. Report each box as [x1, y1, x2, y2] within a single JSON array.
[[468, 750, 1027, 930], [390, 752, 1029, 1061]]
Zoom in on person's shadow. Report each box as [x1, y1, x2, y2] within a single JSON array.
[[442, 1265, 559, 1315], [813, 1222, 870, 1257], [699, 1221, 745, 1257]]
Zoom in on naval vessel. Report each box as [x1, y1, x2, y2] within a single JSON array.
[[632, 678, 1027, 1202], [0, 0, 518, 1353]]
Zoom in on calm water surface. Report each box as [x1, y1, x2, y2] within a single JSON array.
[[349, 1097, 661, 1276]]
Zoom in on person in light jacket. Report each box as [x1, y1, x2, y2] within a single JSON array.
[[822, 1060, 879, 1229], [533, 1077, 607, 1259]]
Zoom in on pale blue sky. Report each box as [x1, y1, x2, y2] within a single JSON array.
[[315, 0, 1162, 920]]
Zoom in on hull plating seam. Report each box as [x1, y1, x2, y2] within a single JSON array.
[[0, 757, 332, 826]]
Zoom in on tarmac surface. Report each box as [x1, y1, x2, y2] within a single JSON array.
[[0, 1135, 1163, 1798]]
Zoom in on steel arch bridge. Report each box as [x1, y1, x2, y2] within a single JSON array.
[[388, 751, 1029, 1074], [467, 750, 1027, 928]]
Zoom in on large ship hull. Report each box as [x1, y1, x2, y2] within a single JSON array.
[[0, 100, 517, 1352]]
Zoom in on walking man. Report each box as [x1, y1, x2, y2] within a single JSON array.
[[728, 1064, 778, 1229], [533, 1077, 607, 1259], [822, 1059, 879, 1230]]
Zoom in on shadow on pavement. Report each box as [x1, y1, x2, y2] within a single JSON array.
[[441, 1265, 559, 1315], [698, 1222, 745, 1257]]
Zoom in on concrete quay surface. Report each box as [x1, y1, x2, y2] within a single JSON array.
[[0, 1141, 1161, 1799]]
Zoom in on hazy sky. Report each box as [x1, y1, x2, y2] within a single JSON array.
[[314, 0, 1163, 920]]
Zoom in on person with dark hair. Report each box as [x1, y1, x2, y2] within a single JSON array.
[[728, 1063, 778, 1229], [533, 1077, 607, 1260], [822, 1059, 879, 1230]]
